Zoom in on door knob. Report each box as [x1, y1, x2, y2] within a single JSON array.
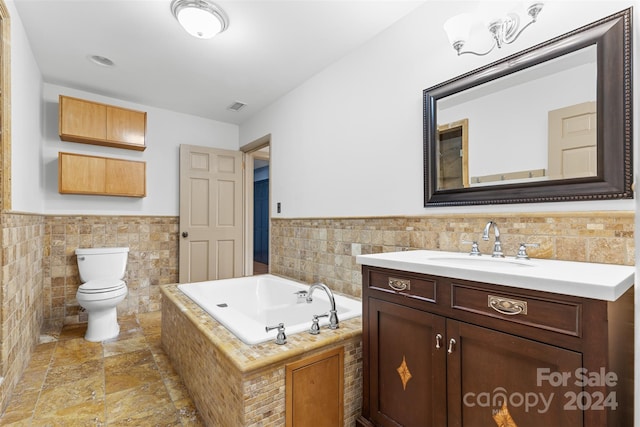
[[182, 231, 189, 238]]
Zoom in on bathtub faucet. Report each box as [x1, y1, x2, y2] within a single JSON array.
[[306, 283, 339, 329]]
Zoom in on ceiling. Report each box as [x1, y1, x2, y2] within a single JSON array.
[[13, 0, 426, 125]]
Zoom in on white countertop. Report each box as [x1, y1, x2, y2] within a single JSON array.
[[356, 250, 634, 301]]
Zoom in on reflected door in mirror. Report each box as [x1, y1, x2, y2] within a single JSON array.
[[437, 119, 469, 190], [548, 101, 597, 179]]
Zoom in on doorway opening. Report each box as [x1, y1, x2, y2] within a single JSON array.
[[241, 135, 271, 276]]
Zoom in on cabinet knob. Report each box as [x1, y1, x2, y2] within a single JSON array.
[[447, 338, 456, 354], [182, 231, 189, 238]]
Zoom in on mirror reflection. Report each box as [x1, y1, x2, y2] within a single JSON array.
[[436, 45, 597, 190]]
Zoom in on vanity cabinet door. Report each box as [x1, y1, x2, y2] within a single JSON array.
[[446, 320, 583, 427], [368, 298, 447, 427]]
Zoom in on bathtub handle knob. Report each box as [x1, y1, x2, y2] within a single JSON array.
[[309, 313, 329, 335], [265, 323, 287, 345]]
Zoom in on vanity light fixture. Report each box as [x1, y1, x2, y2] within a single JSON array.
[[170, 0, 229, 39], [444, 2, 543, 56]]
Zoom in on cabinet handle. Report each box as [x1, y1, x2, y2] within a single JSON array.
[[488, 295, 528, 316], [435, 333, 443, 349], [447, 338, 456, 354], [388, 277, 410, 292]]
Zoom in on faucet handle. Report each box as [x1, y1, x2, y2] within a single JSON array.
[[309, 313, 329, 335], [516, 242, 540, 260], [462, 240, 481, 256], [265, 323, 287, 345]]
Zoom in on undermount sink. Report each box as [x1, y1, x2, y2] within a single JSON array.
[[356, 249, 634, 301]]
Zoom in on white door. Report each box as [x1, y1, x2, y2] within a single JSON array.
[[548, 101, 597, 179], [179, 144, 243, 283]]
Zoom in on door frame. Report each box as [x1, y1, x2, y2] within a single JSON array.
[[241, 134, 271, 276]]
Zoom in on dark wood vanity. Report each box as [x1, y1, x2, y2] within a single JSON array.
[[356, 265, 633, 427]]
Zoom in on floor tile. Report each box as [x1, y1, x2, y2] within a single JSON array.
[[43, 358, 104, 389], [106, 380, 177, 425], [35, 373, 105, 418], [57, 322, 89, 341], [0, 389, 39, 424], [103, 334, 148, 357], [31, 399, 106, 426], [51, 338, 103, 366], [174, 398, 206, 426], [1, 312, 202, 426]]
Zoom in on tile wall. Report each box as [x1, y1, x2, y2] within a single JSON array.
[[0, 213, 45, 413], [270, 212, 635, 299], [43, 215, 179, 324], [0, 210, 634, 414]]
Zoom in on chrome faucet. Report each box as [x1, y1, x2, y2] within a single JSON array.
[[482, 221, 504, 258], [306, 283, 339, 329]]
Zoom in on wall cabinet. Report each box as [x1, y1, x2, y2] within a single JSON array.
[[58, 152, 146, 197], [358, 266, 633, 427], [59, 95, 147, 151], [286, 346, 344, 426]]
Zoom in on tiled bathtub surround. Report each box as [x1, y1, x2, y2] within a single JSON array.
[[161, 285, 363, 426], [43, 215, 179, 323], [0, 213, 45, 414], [270, 212, 635, 299]]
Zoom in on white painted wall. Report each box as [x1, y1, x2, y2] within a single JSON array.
[[37, 84, 239, 216], [7, 0, 44, 213], [240, 1, 637, 218], [438, 59, 596, 180]]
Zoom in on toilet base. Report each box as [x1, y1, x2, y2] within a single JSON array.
[[84, 307, 120, 342]]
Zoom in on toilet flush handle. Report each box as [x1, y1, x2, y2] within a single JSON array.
[[78, 256, 85, 261]]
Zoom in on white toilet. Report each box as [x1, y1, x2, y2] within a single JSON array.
[[75, 247, 129, 342]]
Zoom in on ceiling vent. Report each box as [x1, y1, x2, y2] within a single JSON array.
[[227, 101, 247, 112]]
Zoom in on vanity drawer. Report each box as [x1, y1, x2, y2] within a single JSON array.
[[368, 269, 437, 303], [450, 283, 582, 337]]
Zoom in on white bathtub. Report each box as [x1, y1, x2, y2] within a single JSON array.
[[177, 274, 362, 345]]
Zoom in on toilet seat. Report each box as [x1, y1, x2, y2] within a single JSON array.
[[78, 279, 126, 294]]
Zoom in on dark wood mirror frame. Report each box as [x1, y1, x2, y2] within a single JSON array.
[[424, 7, 632, 207]]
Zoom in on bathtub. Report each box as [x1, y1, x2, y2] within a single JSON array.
[[177, 274, 362, 345]]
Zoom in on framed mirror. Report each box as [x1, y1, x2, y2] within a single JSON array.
[[424, 8, 632, 207]]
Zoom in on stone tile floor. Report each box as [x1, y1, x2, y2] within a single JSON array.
[[0, 312, 204, 426]]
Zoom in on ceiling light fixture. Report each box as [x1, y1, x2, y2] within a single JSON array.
[[444, 2, 544, 56], [170, 0, 229, 39]]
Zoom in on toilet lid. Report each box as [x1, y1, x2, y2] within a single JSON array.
[[79, 279, 126, 293]]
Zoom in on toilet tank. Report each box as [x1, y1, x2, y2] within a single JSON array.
[[75, 247, 129, 283]]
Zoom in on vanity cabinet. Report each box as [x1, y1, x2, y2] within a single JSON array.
[[58, 152, 146, 197], [59, 95, 147, 151], [358, 266, 633, 427]]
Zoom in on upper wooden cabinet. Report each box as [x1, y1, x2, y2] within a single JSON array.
[[59, 95, 147, 151], [59, 152, 146, 197]]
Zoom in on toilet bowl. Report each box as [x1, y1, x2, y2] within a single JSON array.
[[75, 247, 129, 342]]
